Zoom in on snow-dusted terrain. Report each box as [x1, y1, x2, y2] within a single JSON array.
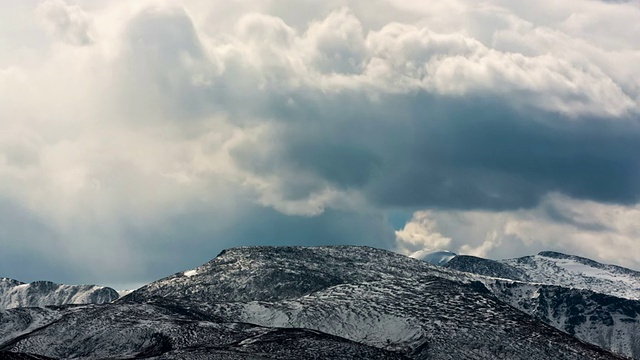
[[120, 246, 622, 359], [0, 278, 119, 309], [444, 251, 640, 358], [0, 246, 634, 359], [409, 249, 456, 266], [446, 251, 640, 299], [503, 251, 640, 300], [485, 281, 640, 358], [2, 301, 403, 359]]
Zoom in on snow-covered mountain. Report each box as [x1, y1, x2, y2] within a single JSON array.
[[504, 251, 640, 300], [409, 249, 456, 266], [445, 251, 640, 300], [2, 301, 403, 359], [444, 251, 640, 358], [486, 281, 640, 358], [119, 246, 620, 359], [0, 246, 631, 359], [0, 278, 119, 309]]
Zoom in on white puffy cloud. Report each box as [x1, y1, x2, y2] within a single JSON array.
[[304, 8, 367, 74], [36, 0, 94, 45], [398, 194, 640, 270], [395, 211, 452, 255]]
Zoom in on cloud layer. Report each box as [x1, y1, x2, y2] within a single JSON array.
[[0, 0, 638, 287], [395, 194, 640, 270]]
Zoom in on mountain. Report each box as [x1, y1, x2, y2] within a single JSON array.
[[446, 251, 640, 299], [1, 302, 404, 359], [444, 252, 640, 358], [124, 246, 461, 304], [0, 278, 119, 309], [502, 252, 640, 300], [0, 246, 629, 359], [444, 255, 529, 281], [409, 249, 456, 266], [119, 246, 621, 359]]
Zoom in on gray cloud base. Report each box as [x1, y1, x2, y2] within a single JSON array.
[[233, 91, 640, 210]]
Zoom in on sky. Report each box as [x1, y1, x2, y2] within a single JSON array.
[[0, 0, 639, 289]]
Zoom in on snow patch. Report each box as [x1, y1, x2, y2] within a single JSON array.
[[500, 254, 640, 300], [183, 269, 198, 277], [410, 249, 457, 266]]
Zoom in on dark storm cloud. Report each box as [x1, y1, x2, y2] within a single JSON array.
[[107, 3, 640, 212], [540, 200, 612, 232], [373, 95, 640, 209], [231, 91, 640, 211]]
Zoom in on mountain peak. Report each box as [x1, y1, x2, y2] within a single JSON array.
[[537, 250, 571, 258], [125, 245, 448, 304]]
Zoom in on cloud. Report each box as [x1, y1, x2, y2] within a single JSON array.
[[209, 3, 640, 212], [36, 0, 94, 46], [0, 0, 639, 286], [397, 194, 640, 270], [395, 211, 452, 254]]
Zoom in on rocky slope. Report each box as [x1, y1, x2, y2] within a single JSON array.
[[444, 252, 640, 358], [121, 246, 622, 359], [486, 281, 640, 358], [0, 246, 629, 359], [445, 252, 640, 300], [503, 251, 640, 300], [1, 301, 403, 360], [444, 255, 530, 281]]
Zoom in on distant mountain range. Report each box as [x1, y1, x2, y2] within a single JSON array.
[[0, 246, 638, 359], [0, 278, 119, 309], [442, 251, 640, 300], [415, 249, 640, 357]]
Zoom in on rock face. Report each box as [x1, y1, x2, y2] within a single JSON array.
[[444, 251, 640, 359], [0, 246, 630, 359], [0, 278, 119, 309]]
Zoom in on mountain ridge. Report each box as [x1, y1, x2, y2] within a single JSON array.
[[0, 245, 635, 359], [0, 278, 119, 310], [443, 251, 640, 300], [117, 246, 624, 359], [442, 250, 640, 358]]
